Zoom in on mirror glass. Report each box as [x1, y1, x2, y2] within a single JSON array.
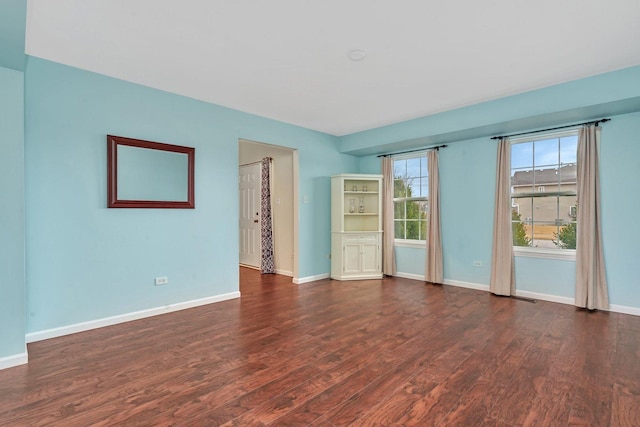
[[117, 145, 189, 201], [107, 135, 195, 208]]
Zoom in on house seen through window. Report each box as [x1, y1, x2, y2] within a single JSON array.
[[511, 130, 578, 250], [393, 155, 428, 242]]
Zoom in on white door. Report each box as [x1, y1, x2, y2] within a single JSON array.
[[239, 163, 261, 267]]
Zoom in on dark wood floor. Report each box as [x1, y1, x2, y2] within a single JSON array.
[[1, 268, 640, 426]]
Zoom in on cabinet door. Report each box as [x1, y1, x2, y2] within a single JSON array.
[[343, 242, 361, 274], [360, 242, 379, 273]]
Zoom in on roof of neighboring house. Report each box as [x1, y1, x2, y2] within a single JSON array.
[[512, 164, 576, 186]]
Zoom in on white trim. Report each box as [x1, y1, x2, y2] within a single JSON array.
[[443, 279, 491, 292], [515, 289, 575, 306], [292, 149, 300, 282], [293, 273, 330, 284], [609, 304, 640, 317], [26, 291, 241, 343], [393, 272, 425, 281], [514, 247, 576, 261], [394, 240, 426, 248], [0, 346, 28, 370], [275, 269, 294, 277]]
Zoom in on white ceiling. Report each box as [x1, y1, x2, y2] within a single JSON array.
[[25, 0, 640, 136]]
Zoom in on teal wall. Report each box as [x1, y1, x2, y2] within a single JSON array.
[[599, 112, 640, 308], [25, 57, 357, 334], [358, 111, 640, 309], [0, 0, 26, 71], [0, 66, 26, 358]]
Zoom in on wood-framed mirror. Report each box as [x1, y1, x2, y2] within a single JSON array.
[[107, 135, 195, 208]]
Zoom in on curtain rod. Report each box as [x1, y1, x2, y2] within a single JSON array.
[[490, 118, 611, 140], [377, 144, 447, 158]]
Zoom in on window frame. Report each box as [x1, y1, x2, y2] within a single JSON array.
[[392, 152, 428, 246], [510, 129, 578, 261]]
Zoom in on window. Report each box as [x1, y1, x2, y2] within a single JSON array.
[[393, 154, 428, 242], [511, 130, 578, 252]]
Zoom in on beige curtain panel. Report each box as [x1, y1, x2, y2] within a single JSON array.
[[382, 157, 396, 276], [425, 150, 443, 284], [490, 138, 515, 296], [575, 125, 609, 310]]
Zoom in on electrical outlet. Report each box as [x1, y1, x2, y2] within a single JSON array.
[[154, 276, 168, 285], [473, 261, 482, 267]]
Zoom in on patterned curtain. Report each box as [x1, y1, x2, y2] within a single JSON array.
[[260, 158, 275, 274]]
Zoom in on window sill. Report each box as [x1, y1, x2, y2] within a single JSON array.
[[394, 240, 426, 248], [513, 246, 576, 261]]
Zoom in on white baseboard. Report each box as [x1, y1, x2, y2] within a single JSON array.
[[275, 269, 293, 277], [293, 273, 330, 284], [514, 289, 575, 306], [0, 347, 28, 371], [393, 272, 425, 281], [444, 279, 574, 305], [26, 291, 241, 343], [609, 304, 640, 317], [443, 279, 491, 292]]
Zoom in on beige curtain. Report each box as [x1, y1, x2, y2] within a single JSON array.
[[381, 157, 396, 275], [575, 125, 609, 310], [490, 138, 515, 296], [425, 150, 443, 284]]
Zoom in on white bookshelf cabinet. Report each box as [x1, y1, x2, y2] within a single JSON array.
[[331, 174, 383, 280]]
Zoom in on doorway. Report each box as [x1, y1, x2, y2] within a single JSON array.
[[238, 139, 299, 279]]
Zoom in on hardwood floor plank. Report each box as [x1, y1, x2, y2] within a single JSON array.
[[611, 383, 640, 427], [520, 379, 575, 426], [269, 355, 394, 425]]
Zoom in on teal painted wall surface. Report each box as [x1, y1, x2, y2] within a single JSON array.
[[393, 246, 424, 277], [0, 66, 26, 357], [25, 57, 356, 333], [0, 0, 26, 71], [359, 111, 640, 309], [599, 112, 640, 308]]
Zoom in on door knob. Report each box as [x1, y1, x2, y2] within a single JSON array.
[[254, 219, 259, 223]]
